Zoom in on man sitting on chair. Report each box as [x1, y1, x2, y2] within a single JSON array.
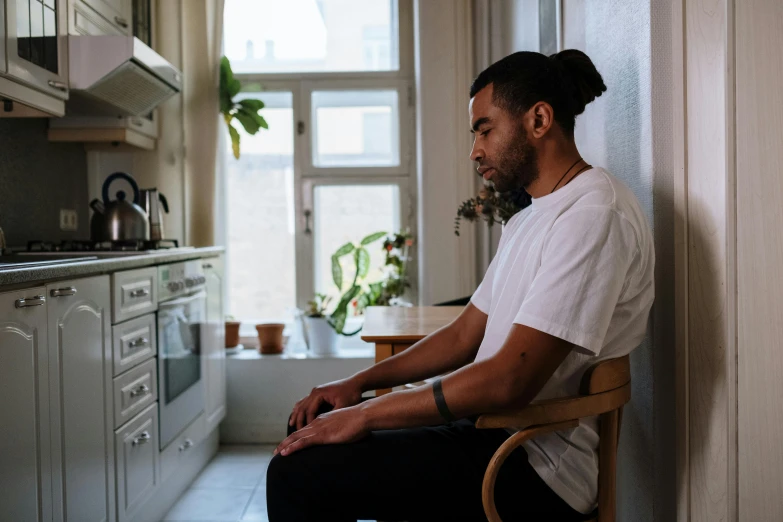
[[267, 49, 655, 522]]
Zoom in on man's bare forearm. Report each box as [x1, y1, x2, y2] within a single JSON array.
[[352, 326, 472, 392]]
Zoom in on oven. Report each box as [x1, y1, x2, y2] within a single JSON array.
[[157, 260, 207, 449]]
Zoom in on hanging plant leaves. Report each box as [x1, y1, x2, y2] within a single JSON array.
[[332, 256, 345, 290], [234, 111, 260, 135], [228, 123, 240, 159], [360, 231, 387, 245], [355, 247, 370, 279], [238, 98, 265, 112]]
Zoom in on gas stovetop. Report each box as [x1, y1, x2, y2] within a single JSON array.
[[18, 239, 193, 257]]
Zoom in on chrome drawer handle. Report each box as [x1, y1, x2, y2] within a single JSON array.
[[50, 287, 77, 298], [129, 288, 149, 298], [202, 263, 213, 269], [178, 439, 194, 452], [47, 80, 67, 91], [132, 431, 151, 446], [128, 337, 149, 348], [129, 384, 150, 398], [15, 295, 46, 308], [114, 16, 129, 28]]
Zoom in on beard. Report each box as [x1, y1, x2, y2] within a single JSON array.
[[480, 125, 539, 194]]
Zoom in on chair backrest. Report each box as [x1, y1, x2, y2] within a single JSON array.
[[580, 355, 631, 522]]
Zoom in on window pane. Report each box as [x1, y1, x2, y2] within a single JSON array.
[[312, 90, 399, 167], [224, 0, 399, 73], [226, 92, 296, 323], [314, 184, 400, 304]]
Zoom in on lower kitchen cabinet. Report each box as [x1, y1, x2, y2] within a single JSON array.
[[115, 404, 159, 522], [0, 287, 53, 522], [203, 257, 226, 432], [47, 276, 116, 522]]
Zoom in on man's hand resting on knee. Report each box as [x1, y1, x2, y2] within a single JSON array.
[[289, 378, 363, 431]]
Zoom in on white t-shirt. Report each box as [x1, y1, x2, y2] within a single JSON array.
[[471, 167, 655, 514]]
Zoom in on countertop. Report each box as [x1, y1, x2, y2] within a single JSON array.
[[0, 246, 225, 289]]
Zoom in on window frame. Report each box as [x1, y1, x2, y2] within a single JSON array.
[[225, 0, 417, 319]]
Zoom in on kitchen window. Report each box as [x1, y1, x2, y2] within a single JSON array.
[[221, 0, 415, 335]]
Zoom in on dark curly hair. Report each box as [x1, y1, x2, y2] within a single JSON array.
[[470, 49, 607, 135]]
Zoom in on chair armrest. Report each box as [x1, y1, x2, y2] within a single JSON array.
[[475, 381, 631, 430]]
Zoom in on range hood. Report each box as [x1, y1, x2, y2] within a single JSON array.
[[66, 36, 182, 117]]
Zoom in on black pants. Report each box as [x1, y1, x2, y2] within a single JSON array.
[[266, 402, 590, 521]]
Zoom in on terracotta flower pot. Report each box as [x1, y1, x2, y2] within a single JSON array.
[[256, 323, 285, 354], [225, 321, 241, 348]]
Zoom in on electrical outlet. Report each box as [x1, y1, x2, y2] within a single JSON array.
[[60, 209, 78, 231]]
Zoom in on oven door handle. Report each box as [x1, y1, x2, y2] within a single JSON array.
[[158, 290, 207, 309]]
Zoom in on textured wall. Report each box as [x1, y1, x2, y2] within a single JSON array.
[[567, 0, 676, 519], [497, 0, 676, 519], [0, 119, 89, 247]]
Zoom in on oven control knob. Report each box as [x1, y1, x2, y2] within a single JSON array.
[[168, 282, 179, 292], [198, 275, 206, 285], [185, 277, 195, 288]]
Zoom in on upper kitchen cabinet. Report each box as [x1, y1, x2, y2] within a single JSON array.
[[78, 0, 132, 36], [0, 0, 69, 117], [50, 0, 166, 149]]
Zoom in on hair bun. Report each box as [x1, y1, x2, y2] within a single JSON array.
[[550, 49, 607, 115]]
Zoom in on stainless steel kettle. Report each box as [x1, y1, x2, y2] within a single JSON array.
[[90, 172, 150, 242], [140, 188, 169, 241]]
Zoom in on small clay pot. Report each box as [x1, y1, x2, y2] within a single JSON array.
[[256, 323, 285, 354], [225, 321, 241, 348]]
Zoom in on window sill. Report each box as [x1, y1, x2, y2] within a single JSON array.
[[226, 344, 375, 360]]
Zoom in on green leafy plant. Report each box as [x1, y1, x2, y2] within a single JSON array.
[[305, 293, 332, 318], [219, 56, 268, 159], [327, 231, 388, 335], [454, 187, 532, 236], [355, 230, 414, 312]]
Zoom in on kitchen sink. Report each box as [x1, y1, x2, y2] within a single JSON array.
[[0, 255, 99, 269]]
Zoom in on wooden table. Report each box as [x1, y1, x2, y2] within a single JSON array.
[[361, 306, 463, 395]]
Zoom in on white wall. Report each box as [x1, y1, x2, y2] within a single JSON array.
[[221, 352, 374, 443], [493, 0, 676, 519]]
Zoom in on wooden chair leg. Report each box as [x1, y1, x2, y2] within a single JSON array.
[[481, 420, 578, 522], [597, 409, 619, 522]]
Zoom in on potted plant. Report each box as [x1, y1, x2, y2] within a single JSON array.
[[303, 293, 339, 355], [225, 316, 241, 349], [219, 56, 268, 159], [454, 187, 531, 235]]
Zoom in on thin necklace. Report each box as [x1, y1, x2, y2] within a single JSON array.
[[564, 163, 592, 188], [551, 158, 583, 194]]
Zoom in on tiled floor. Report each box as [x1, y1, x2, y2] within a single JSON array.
[[161, 444, 274, 522]]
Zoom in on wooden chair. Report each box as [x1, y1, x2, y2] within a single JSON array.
[[475, 355, 631, 522]]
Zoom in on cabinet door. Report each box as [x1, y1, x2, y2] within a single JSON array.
[[4, 0, 69, 99], [115, 404, 159, 522], [0, 288, 52, 522], [203, 257, 226, 432], [70, 0, 125, 36], [48, 276, 116, 522], [82, 0, 131, 35]]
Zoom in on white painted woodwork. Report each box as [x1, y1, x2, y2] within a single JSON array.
[[69, 0, 125, 36], [115, 403, 159, 522], [159, 413, 206, 484], [112, 313, 157, 376], [203, 257, 226, 432], [0, 287, 52, 522], [735, 1, 783, 520], [113, 358, 158, 429], [80, 0, 131, 35], [48, 276, 116, 522], [111, 267, 158, 324], [413, 0, 477, 304]]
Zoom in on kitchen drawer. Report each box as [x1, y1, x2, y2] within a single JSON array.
[[115, 404, 159, 522], [112, 313, 157, 375], [112, 267, 158, 324], [160, 413, 206, 483], [113, 358, 157, 429]]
